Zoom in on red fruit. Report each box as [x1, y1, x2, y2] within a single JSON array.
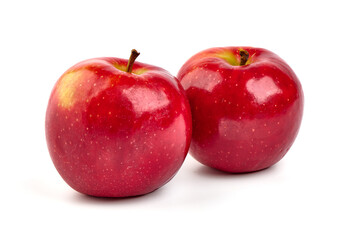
[[46, 50, 192, 197], [177, 47, 303, 173]]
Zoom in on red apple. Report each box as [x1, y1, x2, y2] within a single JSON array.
[[177, 47, 303, 173], [46, 50, 192, 197]]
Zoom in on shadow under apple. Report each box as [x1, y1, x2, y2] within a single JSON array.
[[71, 185, 167, 205]]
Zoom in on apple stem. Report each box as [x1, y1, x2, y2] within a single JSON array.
[[239, 49, 249, 66], [126, 49, 140, 73]]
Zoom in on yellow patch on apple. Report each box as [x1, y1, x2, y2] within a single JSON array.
[[215, 50, 239, 66], [56, 71, 84, 108], [113, 62, 148, 75]]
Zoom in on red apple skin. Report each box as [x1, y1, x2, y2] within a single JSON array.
[[46, 57, 192, 197], [177, 47, 303, 173]]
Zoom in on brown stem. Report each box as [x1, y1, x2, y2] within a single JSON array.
[[239, 49, 249, 66], [126, 49, 140, 73]]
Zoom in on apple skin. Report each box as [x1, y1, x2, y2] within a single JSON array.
[[46, 57, 192, 197], [177, 47, 303, 173]]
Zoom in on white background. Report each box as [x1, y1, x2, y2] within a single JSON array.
[[1, 0, 359, 239]]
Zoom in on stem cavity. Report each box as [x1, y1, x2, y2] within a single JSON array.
[[239, 49, 249, 66]]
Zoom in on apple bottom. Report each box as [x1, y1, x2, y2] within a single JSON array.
[[190, 140, 287, 173], [56, 153, 183, 198], [48, 114, 189, 198], [189, 111, 302, 173]]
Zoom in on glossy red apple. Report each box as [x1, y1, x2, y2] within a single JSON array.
[[177, 47, 303, 173], [46, 50, 192, 197]]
